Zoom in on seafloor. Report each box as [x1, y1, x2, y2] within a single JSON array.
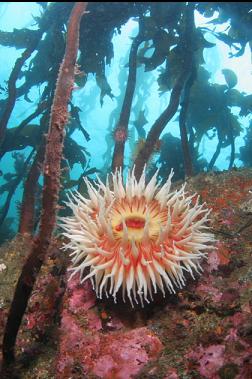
[[0, 168, 252, 379]]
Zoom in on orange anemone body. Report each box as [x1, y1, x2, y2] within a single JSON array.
[[61, 169, 215, 307]]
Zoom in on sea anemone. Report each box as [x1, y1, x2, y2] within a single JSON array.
[[60, 168, 215, 307]]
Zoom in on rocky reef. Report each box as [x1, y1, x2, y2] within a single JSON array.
[[1, 168, 252, 378]]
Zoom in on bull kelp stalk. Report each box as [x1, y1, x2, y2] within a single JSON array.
[[18, 140, 45, 236], [178, 3, 196, 178], [2, 2, 88, 365], [179, 70, 195, 178], [18, 88, 54, 236], [134, 3, 195, 181], [111, 32, 143, 173]]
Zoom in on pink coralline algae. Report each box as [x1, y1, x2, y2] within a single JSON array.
[[55, 271, 163, 378], [92, 328, 163, 378], [187, 344, 225, 378], [163, 368, 179, 379], [196, 278, 223, 303], [206, 249, 221, 272], [219, 207, 235, 227], [68, 275, 96, 313], [206, 241, 232, 273], [56, 320, 163, 379], [186, 314, 252, 378]]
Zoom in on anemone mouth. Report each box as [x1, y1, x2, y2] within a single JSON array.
[[115, 216, 146, 231], [114, 215, 147, 242], [110, 196, 164, 243]]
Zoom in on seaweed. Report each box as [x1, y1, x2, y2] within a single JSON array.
[[0, 2, 251, 372], [1, 2, 88, 367]]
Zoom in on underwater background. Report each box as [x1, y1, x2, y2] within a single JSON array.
[[1, 3, 252, 379], [0, 2, 251, 244]]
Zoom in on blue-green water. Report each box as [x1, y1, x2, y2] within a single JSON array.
[[0, 2, 251, 242]]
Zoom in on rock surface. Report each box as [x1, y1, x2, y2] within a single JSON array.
[[1, 168, 252, 378]]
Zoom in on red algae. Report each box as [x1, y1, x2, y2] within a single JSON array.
[[55, 271, 163, 379], [187, 344, 226, 378], [56, 322, 163, 379], [68, 277, 96, 312]]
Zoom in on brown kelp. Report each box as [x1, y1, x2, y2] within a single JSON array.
[[1, 2, 88, 365], [0, 3, 251, 234], [134, 3, 196, 180], [111, 31, 143, 172], [0, 3, 251, 375]]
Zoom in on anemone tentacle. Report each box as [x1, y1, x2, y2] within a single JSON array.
[[60, 169, 215, 307]]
